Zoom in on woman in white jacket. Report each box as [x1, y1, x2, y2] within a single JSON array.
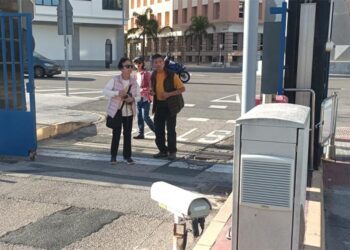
[[103, 57, 140, 164]]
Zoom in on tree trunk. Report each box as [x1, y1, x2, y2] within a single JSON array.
[[155, 38, 159, 53], [142, 35, 146, 57], [197, 37, 201, 65]]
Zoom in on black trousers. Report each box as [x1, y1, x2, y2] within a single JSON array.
[[111, 115, 133, 159], [154, 101, 177, 154]]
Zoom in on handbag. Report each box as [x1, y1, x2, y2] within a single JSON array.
[[106, 84, 132, 129]]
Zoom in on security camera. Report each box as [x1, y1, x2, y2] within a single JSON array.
[[151, 182, 212, 249], [151, 181, 212, 220]]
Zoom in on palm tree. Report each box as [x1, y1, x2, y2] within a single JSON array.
[[126, 8, 155, 57], [147, 20, 173, 53], [184, 16, 215, 65]]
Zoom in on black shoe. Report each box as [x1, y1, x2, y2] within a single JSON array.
[[124, 158, 135, 164], [168, 153, 176, 161], [110, 156, 117, 165], [133, 134, 145, 139], [153, 152, 168, 159]]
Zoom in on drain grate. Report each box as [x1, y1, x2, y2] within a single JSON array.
[[0, 206, 122, 250]]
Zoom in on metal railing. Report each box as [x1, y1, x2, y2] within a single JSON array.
[[318, 93, 338, 159]]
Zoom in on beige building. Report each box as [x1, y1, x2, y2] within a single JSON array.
[[127, 0, 265, 65]]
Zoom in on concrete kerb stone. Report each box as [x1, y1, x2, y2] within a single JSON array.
[[304, 168, 325, 250], [193, 193, 232, 250], [36, 114, 105, 141]]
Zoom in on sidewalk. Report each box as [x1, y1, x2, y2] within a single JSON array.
[[35, 93, 103, 141], [195, 127, 350, 250]]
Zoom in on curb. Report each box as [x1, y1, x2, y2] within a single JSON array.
[[193, 193, 232, 250], [37, 121, 93, 141], [304, 169, 325, 250]]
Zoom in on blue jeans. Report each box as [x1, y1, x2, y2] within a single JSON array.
[[137, 100, 155, 135]]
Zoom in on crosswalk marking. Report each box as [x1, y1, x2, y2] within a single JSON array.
[[38, 149, 231, 173], [209, 105, 227, 109], [177, 128, 198, 142], [188, 118, 209, 122], [205, 164, 233, 174], [211, 94, 240, 103], [185, 104, 196, 107]]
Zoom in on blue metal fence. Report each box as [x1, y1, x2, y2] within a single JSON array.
[[0, 12, 37, 158]]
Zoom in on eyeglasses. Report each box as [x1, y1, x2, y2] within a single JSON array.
[[134, 61, 142, 65], [123, 65, 133, 69]]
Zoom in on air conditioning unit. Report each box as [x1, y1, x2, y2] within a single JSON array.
[[232, 103, 310, 250]]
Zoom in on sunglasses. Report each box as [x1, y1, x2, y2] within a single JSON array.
[[123, 64, 133, 69]]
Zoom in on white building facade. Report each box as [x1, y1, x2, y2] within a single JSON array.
[[33, 0, 126, 68]]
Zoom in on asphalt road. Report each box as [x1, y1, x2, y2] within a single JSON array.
[[1, 71, 348, 249]]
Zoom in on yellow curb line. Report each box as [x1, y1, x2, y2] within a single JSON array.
[[194, 193, 233, 250], [37, 122, 90, 141]]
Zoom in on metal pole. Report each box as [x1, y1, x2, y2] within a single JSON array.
[[62, 0, 69, 96], [284, 88, 316, 171], [241, 0, 259, 114], [121, 0, 125, 58], [64, 35, 69, 96]]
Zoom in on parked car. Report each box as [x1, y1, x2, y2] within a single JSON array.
[[25, 52, 62, 78]]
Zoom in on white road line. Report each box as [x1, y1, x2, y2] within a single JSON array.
[[90, 96, 106, 100], [197, 130, 232, 144], [67, 90, 103, 95], [226, 120, 236, 124], [211, 94, 240, 103], [36, 88, 68, 92], [205, 164, 233, 174], [144, 131, 156, 139], [177, 128, 198, 142], [38, 149, 169, 166], [209, 105, 227, 109], [187, 118, 209, 122], [185, 104, 196, 107]]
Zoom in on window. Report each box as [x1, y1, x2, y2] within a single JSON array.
[[158, 0, 162, 3], [150, 0, 154, 4], [103, 0, 122, 10], [157, 13, 162, 26], [202, 5, 208, 17], [35, 0, 59, 6], [239, 0, 244, 18], [259, 3, 263, 20], [182, 8, 187, 23], [165, 11, 170, 26], [213, 2, 220, 19], [207, 34, 213, 50], [258, 34, 263, 51], [232, 33, 239, 50], [192, 6, 197, 17], [137, 0, 141, 7], [173, 10, 178, 24], [144, 0, 147, 5], [131, 0, 134, 9]]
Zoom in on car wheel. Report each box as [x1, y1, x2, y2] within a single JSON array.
[[34, 66, 45, 78]]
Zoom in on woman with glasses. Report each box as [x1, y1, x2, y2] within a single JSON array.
[[133, 56, 155, 139], [103, 57, 140, 164]]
